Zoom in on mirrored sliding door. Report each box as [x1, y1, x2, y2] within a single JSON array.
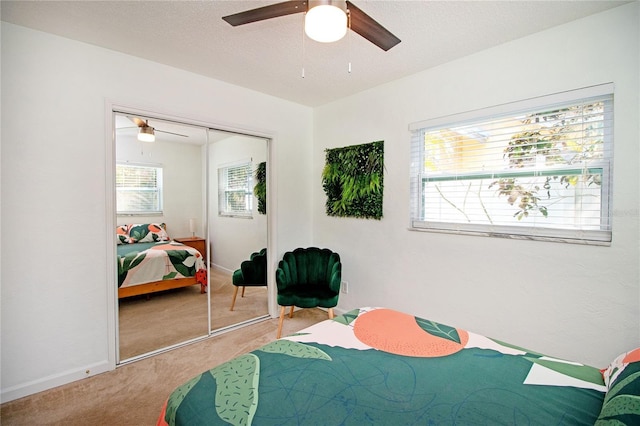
[[114, 112, 210, 361], [207, 130, 269, 332]]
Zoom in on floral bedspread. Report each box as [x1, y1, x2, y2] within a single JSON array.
[[117, 241, 207, 289], [157, 307, 606, 425]]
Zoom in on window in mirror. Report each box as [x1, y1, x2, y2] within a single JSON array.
[[116, 162, 164, 215], [218, 161, 253, 217]]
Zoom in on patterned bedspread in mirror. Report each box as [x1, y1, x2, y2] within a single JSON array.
[[117, 241, 207, 296]]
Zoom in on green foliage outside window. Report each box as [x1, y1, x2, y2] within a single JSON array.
[[490, 104, 604, 220], [322, 141, 384, 220]]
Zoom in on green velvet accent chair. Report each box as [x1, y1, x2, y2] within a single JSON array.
[[230, 248, 267, 311], [275, 247, 341, 338]]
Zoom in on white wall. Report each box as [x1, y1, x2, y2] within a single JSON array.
[[2, 2, 638, 403], [116, 135, 205, 239], [209, 135, 268, 272], [312, 2, 640, 368], [1, 22, 313, 402]]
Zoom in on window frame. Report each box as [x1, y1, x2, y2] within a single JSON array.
[[115, 162, 164, 216], [217, 160, 254, 218], [409, 83, 614, 245]]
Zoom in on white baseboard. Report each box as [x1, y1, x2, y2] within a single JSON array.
[[211, 263, 233, 275], [315, 306, 349, 317], [1, 360, 112, 403], [334, 307, 348, 316]]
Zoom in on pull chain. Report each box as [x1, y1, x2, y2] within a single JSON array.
[[347, 9, 352, 74], [301, 12, 306, 78]]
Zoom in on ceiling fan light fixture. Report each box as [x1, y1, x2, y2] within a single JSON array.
[[305, 1, 347, 43], [138, 125, 155, 142]]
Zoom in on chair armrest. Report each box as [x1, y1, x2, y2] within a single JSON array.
[[327, 252, 342, 293], [240, 259, 266, 284], [328, 255, 342, 293], [232, 268, 244, 285], [276, 261, 290, 291]]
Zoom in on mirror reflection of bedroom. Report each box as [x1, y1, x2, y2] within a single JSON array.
[[114, 112, 268, 362]]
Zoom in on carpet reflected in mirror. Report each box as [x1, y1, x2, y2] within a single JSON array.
[[119, 267, 268, 360]]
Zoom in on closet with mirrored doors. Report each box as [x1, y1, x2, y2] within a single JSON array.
[[113, 110, 269, 363]]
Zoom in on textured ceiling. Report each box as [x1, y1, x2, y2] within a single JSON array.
[[1, 0, 629, 107]]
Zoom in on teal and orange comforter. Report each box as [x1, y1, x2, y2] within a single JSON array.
[[158, 307, 605, 425], [117, 241, 207, 289]]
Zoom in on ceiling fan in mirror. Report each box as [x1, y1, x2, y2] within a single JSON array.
[[222, 0, 401, 51], [119, 116, 189, 143]]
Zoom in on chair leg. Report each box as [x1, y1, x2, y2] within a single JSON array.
[[230, 286, 239, 311], [241, 286, 246, 297], [277, 306, 286, 339], [289, 305, 295, 318], [328, 308, 334, 319]]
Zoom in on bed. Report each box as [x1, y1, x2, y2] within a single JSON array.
[[157, 306, 640, 425], [117, 223, 207, 298]]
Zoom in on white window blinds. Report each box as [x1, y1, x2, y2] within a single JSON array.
[[116, 163, 163, 214], [409, 84, 614, 244], [218, 161, 253, 217]]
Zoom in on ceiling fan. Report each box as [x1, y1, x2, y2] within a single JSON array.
[[222, 0, 401, 51], [123, 117, 189, 142]]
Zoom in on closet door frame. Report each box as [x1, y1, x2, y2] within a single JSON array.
[[105, 100, 278, 368]]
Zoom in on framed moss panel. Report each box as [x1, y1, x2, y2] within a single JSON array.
[[322, 141, 383, 219]]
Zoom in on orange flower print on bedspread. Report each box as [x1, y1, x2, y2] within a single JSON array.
[[151, 244, 176, 251], [148, 223, 162, 232], [353, 308, 469, 358], [623, 348, 640, 364]]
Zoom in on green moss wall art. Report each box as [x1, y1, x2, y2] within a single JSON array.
[[254, 161, 266, 215], [322, 141, 384, 220]]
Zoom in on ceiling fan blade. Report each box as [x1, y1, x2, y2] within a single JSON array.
[[130, 117, 146, 127], [115, 127, 187, 138], [156, 129, 189, 138], [346, 1, 400, 51], [222, 1, 307, 26]]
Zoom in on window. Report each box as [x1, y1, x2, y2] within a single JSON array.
[[218, 161, 253, 217], [116, 163, 163, 215], [409, 84, 613, 245]]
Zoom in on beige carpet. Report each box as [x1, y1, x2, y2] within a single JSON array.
[[119, 267, 269, 360], [1, 308, 328, 425]]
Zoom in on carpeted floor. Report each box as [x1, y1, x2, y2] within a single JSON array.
[[119, 267, 268, 359], [0, 308, 328, 425]]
